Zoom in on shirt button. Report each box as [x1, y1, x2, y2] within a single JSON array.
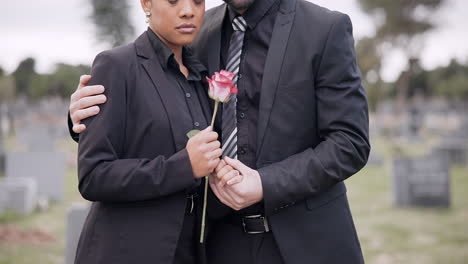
[[186, 93, 191, 98], [194, 122, 200, 127], [239, 112, 245, 119], [238, 74, 242, 80], [238, 148, 246, 155]]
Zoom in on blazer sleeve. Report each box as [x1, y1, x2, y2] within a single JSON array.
[[67, 112, 79, 143], [78, 51, 196, 202], [258, 14, 370, 216]]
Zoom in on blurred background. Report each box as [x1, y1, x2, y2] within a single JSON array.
[[0, 0, 467, 263]]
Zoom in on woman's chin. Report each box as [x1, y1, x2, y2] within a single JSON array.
[[172, 35, 197, 46]]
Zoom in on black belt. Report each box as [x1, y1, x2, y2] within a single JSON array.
[[226, 214, 271, 234]]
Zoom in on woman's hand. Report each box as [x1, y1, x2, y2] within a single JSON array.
[[212, 159, 243, 186], [186, 127, 223, 178]]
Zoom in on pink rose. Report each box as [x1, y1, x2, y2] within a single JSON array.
[[196, 69, 238, 244], [206, 70, 238, 102]]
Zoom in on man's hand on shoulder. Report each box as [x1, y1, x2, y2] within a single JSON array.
[[69, 75, 107, 133]]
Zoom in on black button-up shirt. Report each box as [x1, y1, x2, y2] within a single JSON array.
[[221, 0, 279, 170], [148, 28, 210, 262], [147, 28, 210, 133], [220, 0, 280, 214]]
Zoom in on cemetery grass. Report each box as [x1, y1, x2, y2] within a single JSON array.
[[0, 149, 85, 264], [0, 149, 467, 263], [348, 165, 468, 264]]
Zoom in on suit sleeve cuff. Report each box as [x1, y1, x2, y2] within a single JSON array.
[[166, 148, 198, 193], [258, 165, 281, 216], [67, 111, 80, 143]]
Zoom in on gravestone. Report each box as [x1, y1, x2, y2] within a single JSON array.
[[6, 152, 66, 202], [0, 177, 38, 215], [15, 125, 55, 152], [391, 155, 450, 207], [432, 138, 468, 167], [366, 149, 385, 167], [0, 186, 7, 214], [65, 203, 90, 264], [0, 137, 4, 175]]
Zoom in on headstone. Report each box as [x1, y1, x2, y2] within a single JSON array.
[[0, 186, 7, 214], [366, 149, 385, 167], [15, 125, 55, 152], [0, 177, 38, 215], [400, 111, 422, 142], [391, 155, 450, 207], [0, 137, 5, 175], [65, 203, 90, 264], [432, 138, 468, 167], [6, 152, 66, 201], [0, 110, 5, 175]]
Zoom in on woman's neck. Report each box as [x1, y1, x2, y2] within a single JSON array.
[[151, 27, 187, 76]]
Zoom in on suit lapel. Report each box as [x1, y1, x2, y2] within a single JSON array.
[[256, 0, 297, 159], [206, 4, 227, 75], [135, 33, 191, 151], [204, 5, 227, 133]]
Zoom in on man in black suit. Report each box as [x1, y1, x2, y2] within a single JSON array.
[[69, 0, 370, 263]]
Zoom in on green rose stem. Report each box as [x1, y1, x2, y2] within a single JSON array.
[[200, 99, 219, 243]]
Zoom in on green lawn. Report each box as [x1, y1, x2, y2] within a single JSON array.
[[1, 142, 467, 264], [348, 166, 468, 263]]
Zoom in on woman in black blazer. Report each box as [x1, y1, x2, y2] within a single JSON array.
[[76, 0, 222, 263]]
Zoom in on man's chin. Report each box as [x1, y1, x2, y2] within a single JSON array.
[[223, 0, 256, 12]]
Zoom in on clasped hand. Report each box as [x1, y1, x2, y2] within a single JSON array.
[[186, 128, 263, 210], [209, 157, 264, 211]]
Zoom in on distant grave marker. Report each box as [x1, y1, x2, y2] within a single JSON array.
[[65, 203, 90, 264], [6, 152, 66, 202], [367, 149, 385, 167], [0, 177, 38, 215], [432, 138, 468, 167], [0, 137, 4, 175], [391, 155, 450, 207]]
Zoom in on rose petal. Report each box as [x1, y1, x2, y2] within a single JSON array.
[[220, 70, 236, 80], [207, 71, 238, 102], [206, 77, 215, 99], [230, 84, 238, 95], [212, 81, 231, 102]]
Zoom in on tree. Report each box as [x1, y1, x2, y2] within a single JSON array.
[[12, 57, 37, 96], [26, 63, 91, 100], [358, 0, 443, 57], [28, 74, 51, 100], [429, 59, 468, 100], [90, 0, 135, 47], [0, 76, 15, 103], [356, 37, 384, 111], [356, 0, 445, 110], [49, 64, 91, 98]]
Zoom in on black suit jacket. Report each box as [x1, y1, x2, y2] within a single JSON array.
[[191, 0, 370, 263], [75, 32, 210, 264]]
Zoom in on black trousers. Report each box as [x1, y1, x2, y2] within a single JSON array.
[[206, 220, 285, 264], [173, 201, 198, 264]]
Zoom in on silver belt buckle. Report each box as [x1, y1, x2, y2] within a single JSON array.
[[242, 214, 270, 234]]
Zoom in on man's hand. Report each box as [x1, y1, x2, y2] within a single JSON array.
[[69, 75, 107, 133], [210, 157, 263, 211]]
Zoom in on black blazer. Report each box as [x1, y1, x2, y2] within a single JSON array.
[[76, 32, 211, 264], [191, 0, 370, 263]]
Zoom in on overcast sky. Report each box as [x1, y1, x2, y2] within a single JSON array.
[[1, 0, 467, 81]]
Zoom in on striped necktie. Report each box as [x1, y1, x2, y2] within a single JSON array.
[[222, 15, 247, 159]]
